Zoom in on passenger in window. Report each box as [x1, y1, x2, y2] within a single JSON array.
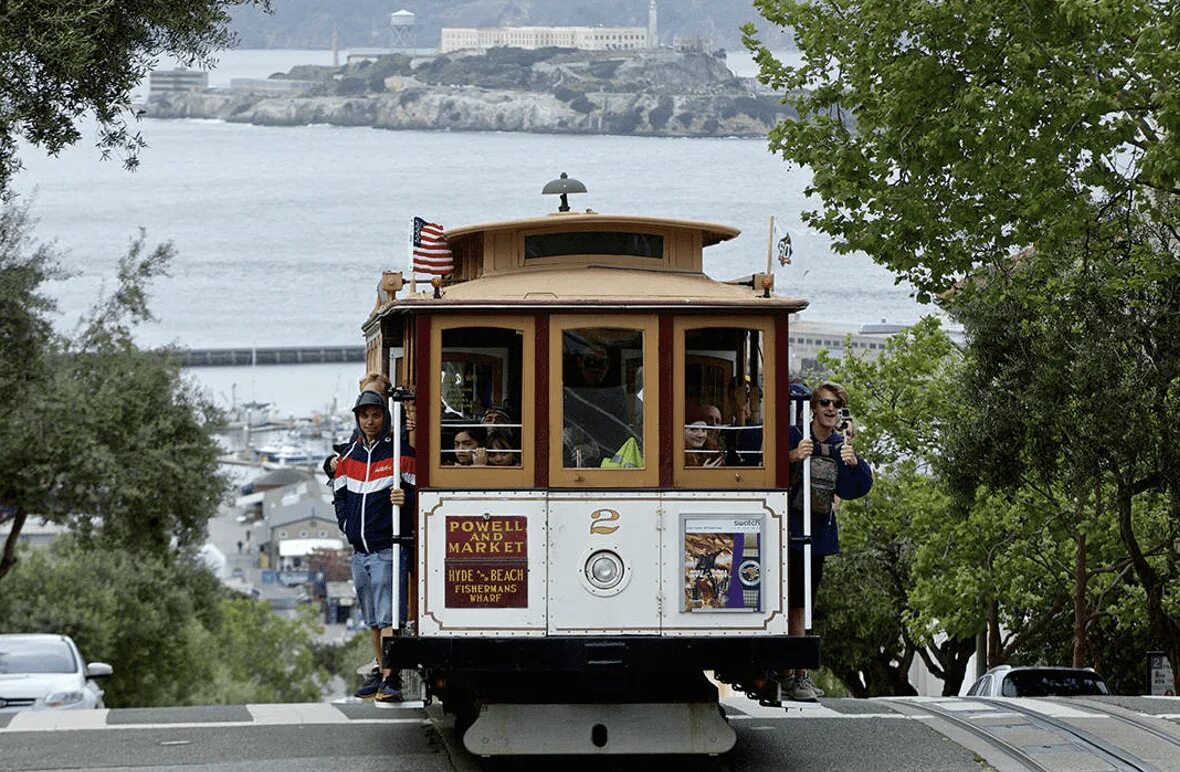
[[450, 426, 487, 466], [481, 404, 515, 426], [485, 430, 518, 467], [563, 338, 640, 467], [570, 345, 610, 387], [684, 403, 724, 467], [733, 384, 764, 467]]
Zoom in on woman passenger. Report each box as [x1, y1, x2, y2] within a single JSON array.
[[450, 426, 487, 466], [684, 403, 724, 467], [485, 430, 517, 467]]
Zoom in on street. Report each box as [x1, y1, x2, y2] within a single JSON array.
[[2, 695, 1179, 771]]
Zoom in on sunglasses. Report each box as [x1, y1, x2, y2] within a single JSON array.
[[818, 398, 844, 408]]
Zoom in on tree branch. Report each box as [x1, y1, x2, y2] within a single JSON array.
[[0, 506, 28, 581], [1000, 596, 1067, 661]]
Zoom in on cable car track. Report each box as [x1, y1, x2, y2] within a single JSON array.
[[898, 698, 1162, 772], [1070, 698, 1180, 758]]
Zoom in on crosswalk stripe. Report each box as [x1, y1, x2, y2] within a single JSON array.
[[247, 703, 351, 724], [720, 696, 919, 720], [0, 704, 425, 733], [3, 709, 110, 732]]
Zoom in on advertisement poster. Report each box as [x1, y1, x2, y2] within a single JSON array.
[[682, 516, 762, 612], [444, 515, 528, 608]]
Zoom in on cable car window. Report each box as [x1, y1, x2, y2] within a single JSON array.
[[561, 328, 645, 469], [684, 327, 764, 469], [440, 327, 524, 468], [524, 232, 664, 260]]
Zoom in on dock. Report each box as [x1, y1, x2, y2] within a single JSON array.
[[179, 346, 366, 367]]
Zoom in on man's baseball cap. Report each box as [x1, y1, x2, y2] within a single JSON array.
[[353, 390, 385, 413]]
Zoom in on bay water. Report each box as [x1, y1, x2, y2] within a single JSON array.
[[13, 50, 925, 417]]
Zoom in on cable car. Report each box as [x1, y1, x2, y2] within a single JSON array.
[[365, 176, 818, 755]]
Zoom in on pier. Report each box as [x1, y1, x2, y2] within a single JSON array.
[[179, 345, 366, 367]]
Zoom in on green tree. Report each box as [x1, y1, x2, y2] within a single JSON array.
[[943, 241, 1180, 683], [744, 0, 1179, 300], [0, 0, 267, 192], [749, 0, 1180, 688], [1, 198, 224, 582], [190, 599, 328, 705], [0, 538, 329, 706]]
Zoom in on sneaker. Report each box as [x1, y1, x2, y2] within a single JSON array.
[[788, 671, 819, 702], [355, 657, 379, 677], [354, 667, 382, 699], [375, 674, 403, 703]]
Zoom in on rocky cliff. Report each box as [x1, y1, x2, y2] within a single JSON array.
[[148, 87, 792, 137], [147, 48, 795, 138]]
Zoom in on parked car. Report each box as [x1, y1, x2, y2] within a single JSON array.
[[0, 634, 112, 712], [966, 665, 1110, 698]]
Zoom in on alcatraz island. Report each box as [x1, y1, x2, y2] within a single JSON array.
[[145, 46, 796, 138]]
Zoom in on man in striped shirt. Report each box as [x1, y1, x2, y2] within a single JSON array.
[[333, 390, 410, 702]]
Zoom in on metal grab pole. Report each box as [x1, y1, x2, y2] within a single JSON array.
[[389, 396, 402, 635], [802, 400, 813, 633]]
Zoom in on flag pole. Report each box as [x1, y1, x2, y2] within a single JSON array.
[[408, 217, 417, 295], [766, 215, 775, 277]]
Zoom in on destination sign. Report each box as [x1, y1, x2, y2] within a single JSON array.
[[444, 515, 528, 608]]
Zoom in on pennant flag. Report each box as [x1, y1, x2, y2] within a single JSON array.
[[412, 217, 453, 275], [774, 221, 793, 266]]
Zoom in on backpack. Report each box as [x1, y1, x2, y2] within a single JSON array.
[[791, 443, 839, 515]]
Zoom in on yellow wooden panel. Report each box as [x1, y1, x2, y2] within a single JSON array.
[[429, 315, 536, 489], [673, 316, 776, 489], [548, 314, 660, 488]]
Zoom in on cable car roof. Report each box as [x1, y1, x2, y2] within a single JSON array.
[[443, 213, 741, 249], [377, 266, 808, 313]]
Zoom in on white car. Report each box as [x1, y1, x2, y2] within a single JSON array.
[[966, 665, 1110, 698], [0, 634, 113, 712]]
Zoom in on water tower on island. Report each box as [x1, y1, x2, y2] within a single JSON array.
[[390, 8, 415, 51]]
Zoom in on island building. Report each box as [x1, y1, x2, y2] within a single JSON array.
[[441, 0, 659, 53], [147, 69, 208, 96]]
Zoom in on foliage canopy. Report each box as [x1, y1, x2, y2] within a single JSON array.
[[1, 199, 224, 580], [745, 0, 1180, 299], [0, 0, 267, 192]]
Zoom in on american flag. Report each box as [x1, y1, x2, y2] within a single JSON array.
[[412, 217, 453, 275]]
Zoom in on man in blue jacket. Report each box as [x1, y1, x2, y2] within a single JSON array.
[[333, 390, 414, 702], [785, 381, 873, 701]]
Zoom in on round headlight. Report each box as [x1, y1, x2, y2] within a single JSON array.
[[585, 551, 625, 590]]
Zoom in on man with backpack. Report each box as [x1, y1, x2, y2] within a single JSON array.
[[785, 381, 873, 701]]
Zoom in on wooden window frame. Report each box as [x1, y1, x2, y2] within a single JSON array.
[[673, 316, 776, 489], [429, 315, 535, 488], [548, 314, 660, 488]]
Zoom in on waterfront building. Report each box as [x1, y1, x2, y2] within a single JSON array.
[[148, 69, 208, 97]]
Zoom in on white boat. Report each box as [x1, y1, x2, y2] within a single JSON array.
[[254, 444, 314, 466]]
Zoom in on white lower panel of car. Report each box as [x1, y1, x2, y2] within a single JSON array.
[[416, 490, 787, 637], [463, 702, 736, 756], [418, 491, 548, 636], [547, 492, 662, 634]]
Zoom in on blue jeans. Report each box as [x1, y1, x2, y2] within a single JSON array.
[[352, 548, 394, 629]]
